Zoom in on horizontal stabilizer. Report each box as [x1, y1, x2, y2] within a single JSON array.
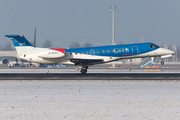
[[5, 35, 33, 47]]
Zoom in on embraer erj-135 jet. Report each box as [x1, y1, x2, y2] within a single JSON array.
[[5, 35, 174, 74]]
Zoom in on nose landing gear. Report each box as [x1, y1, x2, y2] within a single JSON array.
[[161, 58, 164, 65]]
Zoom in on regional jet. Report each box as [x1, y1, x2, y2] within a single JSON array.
[[5, 35, 174, 74]]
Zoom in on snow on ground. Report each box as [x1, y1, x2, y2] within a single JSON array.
[[0, 80, 180, 120]]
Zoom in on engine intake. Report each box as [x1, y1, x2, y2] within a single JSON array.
[[2, 58, 9, 64]]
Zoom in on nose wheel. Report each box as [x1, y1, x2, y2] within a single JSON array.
[[161, 58, 164, 65]]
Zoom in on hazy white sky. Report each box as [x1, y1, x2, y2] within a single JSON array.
[[0, 0, 180, 47]]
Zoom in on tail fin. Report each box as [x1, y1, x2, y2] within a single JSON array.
[[5, 35, 33, 57], [5, 35, 33, 47]]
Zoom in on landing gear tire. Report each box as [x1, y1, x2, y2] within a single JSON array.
[[161, 61, 164, 65], [81, 69, 87, 74]]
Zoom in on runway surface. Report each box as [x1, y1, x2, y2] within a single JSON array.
[[0, 68, 180, 80], [1, 72, 180, 80]]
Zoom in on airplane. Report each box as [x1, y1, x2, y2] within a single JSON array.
[[5, 34, 175, 74]]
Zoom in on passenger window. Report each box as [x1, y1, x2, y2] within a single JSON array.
[[96, 50, 99, 53], [91, 51, 94, 54], [80, 52, 82, 54], [85, 51, 88, 54], [101, 50, 104, 53], [121, 48, 124, 52], [107, 50, 109, 53], [116, 49, 118, 52], [125, 48, 129, 52], [70, 52, 72, 55], [75, 52, 77, 55], [112, 49, 115, 52]]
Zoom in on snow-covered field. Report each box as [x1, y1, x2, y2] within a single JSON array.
[[0, 80, 180, 120]]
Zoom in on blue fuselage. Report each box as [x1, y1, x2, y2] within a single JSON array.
[[66, 42, 159, 58]]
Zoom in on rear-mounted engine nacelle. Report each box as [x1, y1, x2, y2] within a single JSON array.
[[2, 58, 9, 64], [38, 49, 65, 58]]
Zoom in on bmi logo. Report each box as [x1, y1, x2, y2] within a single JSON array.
[[19, 42, 25, 46]]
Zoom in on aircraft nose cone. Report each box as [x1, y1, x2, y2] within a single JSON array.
[[155, 48, 175, 56], [167, 49, 175, 54], [161, 48, 175, 55]]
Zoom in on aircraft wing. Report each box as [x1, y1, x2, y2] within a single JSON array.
[[70, 58, 104, 65]]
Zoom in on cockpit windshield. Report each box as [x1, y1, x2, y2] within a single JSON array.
[[150, 44, 159, 49]]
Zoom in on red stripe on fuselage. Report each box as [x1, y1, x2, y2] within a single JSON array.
[[123, 53, 132, 56], [51, 48, 65, 54]]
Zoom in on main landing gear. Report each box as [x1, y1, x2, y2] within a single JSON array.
[[81, 66, 88, 74]]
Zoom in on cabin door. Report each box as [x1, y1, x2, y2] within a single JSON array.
[[132, 46, 138, 55]]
